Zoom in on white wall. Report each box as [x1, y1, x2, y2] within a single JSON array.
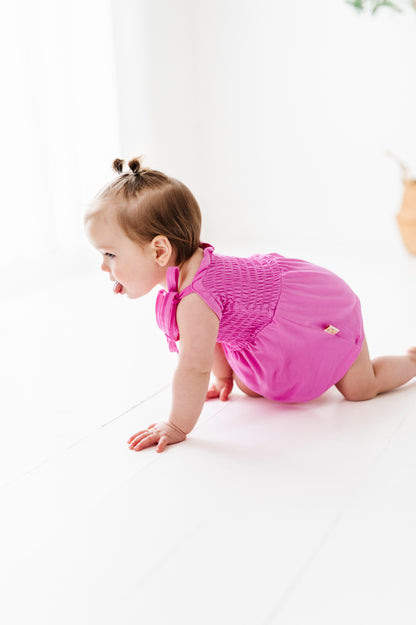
[[110, 0, 201, 187], [1, 0, 121, 289], [112, 0, 416, 254]]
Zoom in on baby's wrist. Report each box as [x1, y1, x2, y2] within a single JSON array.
[[166, 420, 187, 437], [214, 374, 233, 382]]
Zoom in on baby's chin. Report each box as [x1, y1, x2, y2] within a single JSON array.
[[126, 290, 147, 299], [124, 283, 158, 299]]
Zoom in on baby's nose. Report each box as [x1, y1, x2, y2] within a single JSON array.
[[101, 262, 110, 272]]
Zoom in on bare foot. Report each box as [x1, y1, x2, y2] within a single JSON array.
[[407, 347, 416, 373]]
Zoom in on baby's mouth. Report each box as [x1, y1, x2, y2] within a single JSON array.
[[113, 281, 124, 294]]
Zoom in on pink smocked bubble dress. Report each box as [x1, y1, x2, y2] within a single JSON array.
[[155, 243, 364, 403]]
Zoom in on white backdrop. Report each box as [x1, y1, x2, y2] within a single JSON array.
[[116, 0, 416, 253], [2, 0, 416, 290], [0, 0, 120, 290]]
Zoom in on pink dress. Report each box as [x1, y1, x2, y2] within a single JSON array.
[[155, 243, 364, 403]]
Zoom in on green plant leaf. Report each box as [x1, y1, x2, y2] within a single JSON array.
[[345, 0, 408, 13], [372, 0, 402, 13], [345, 0, 365, 9]]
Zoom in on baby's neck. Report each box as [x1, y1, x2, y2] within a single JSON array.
[[177, 247, 204, 292]]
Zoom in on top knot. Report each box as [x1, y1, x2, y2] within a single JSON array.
[[128, 157, 143, 177], [112, 158, 124, 174], [112, 157, 144, 177]]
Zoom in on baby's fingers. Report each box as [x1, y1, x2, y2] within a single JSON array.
[[131, 433, 157, 451], [206, 386, 220, 400], [127, 423, 157, 444], [219, 386, 230, 401], [128, 429, 156, 449], [156, 435, 169, 453]]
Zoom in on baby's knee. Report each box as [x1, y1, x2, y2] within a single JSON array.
[[338, 381, 378, 402]]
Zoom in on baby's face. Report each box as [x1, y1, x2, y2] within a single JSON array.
[[85, 214, 169, 299]]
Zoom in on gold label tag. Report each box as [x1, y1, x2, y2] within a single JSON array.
[[324, 325, 340, 335]]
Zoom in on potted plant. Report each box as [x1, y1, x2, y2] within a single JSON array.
[[388, 154, 416, 255], [346, 3, 416, 253], [346, 0, 416, 13]]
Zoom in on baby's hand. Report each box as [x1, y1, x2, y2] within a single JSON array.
[[127, 421, 186, 453], [206, 376, 233, 401]]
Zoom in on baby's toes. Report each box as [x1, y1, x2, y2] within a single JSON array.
[[407, 347, 416, 361]]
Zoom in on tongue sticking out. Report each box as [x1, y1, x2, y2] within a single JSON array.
[[113, 281, 123, 294]]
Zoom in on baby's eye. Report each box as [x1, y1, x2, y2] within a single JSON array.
[[104, 253, 115, 259]]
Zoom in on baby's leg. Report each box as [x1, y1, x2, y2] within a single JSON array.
[[335, 336, 416, 401], [233, 373, 263, 398]]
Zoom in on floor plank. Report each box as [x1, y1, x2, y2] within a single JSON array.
[[2, 234, 416, 624]]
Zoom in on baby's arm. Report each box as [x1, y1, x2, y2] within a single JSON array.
[[128, 293, 219, 452], [169, 293, 219, 432]]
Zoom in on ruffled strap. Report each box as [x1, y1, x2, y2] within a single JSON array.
[[167, 265, 180, 292], [155, 266, 180, 353], [155, 243, 215, 354]]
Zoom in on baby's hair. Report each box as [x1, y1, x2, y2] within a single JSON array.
[[85, 156, 202, 266]]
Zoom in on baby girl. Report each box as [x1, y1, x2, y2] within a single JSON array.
[[85, 157, 416, 453]]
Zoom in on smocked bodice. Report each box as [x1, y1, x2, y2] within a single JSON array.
[[155, 243, 282, 352]]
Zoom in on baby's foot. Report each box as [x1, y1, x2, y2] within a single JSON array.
[[407, 347, 416, 371]]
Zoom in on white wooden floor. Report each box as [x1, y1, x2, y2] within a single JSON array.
[[2, 234, 416, 625]]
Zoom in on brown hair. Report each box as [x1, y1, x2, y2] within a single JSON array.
[[85, 157, 202, 265]]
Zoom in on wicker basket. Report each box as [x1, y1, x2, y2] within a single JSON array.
[[397, 179, 416, 255]]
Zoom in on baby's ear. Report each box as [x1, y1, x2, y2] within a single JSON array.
[[152, 235, 173, 266]]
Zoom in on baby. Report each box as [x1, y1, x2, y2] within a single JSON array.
[[85, 157, 416, 453]]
